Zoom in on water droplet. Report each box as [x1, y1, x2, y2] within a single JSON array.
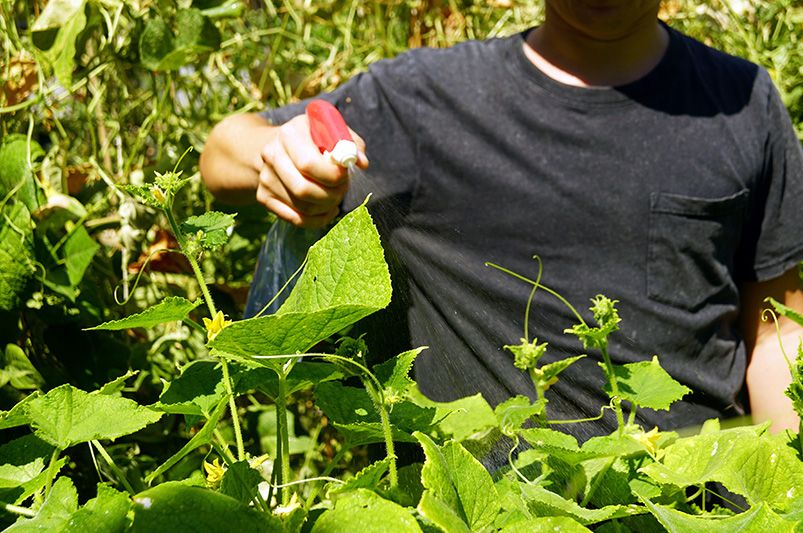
[[711, 442, 718, 456]]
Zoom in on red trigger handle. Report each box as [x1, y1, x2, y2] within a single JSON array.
[[306, 100, 353, 155]]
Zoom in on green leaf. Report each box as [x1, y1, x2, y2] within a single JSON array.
[[138, 17, 176, 71], [0, 434, 63, 505], [642, 499, 798, 533], [2, 344, 44, 390], [0, 391, 40, 430], [130, 482, 281, 532], [220, 461, 264, 504], [315, 382, 434, 440], [31, 0, 87, 87], [418, 491, 471, 533], [86, 297, 201, 331], [211, 206, 391, 367], [326, 458, 390, 497], [25, 384, 163, 449], [332, 421, 418, 447], [0, 134, 44, 212], [154, 360, 225, 416], [415, 432, 501, 531], [311, 488, 421, 533], [408, 389, 496, 442], [62, 225, 100, 287], [499, 517, 591, 533], [279, 205, 391, 314], [97, 370, 139, 396], [63, 483, 131, 532], [494, 395, 545, 436], [180, 211, 236, 251], [0, 202, 35, 311], [175, 9, 221, 51], [604, 356, 691, 410], [519, 428, 590, 464], [640, 426, 803, 512], [374, 348, 425, 405], [146, 398, 227, 484], [6, 476, 78, 532], [536, 355, 586, 390], [518, 483, 645, 525]]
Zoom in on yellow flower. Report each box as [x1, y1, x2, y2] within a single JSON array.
[[203, 311, 232, 342], [632, 426, 662, 457], [150, 185, 165, 204], [203, 458, 226, 489]]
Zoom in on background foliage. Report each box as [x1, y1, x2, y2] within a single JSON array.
[[0, 0, 801, 527]]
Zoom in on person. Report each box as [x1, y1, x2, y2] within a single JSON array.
[[200, 1, 803, 442]]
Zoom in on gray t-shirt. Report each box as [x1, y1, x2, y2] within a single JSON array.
[[260, 25, 803, 440]]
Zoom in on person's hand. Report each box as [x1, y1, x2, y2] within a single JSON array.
[[257, 114, 368, 228]]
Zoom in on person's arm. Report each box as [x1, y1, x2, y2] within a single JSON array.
[[741, 266, 803, 432], [200, 111, 367, 228]]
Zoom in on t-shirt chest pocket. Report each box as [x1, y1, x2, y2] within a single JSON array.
[[647, 189, 749, 310]]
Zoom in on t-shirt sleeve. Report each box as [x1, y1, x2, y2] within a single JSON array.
[[259, 52, 422, 213], [741, 70, 803, 281]]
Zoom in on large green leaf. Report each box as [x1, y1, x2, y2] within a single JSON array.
[[604, 356, 691, 411], [0, 201, 35, 311], [279, 205, 391, 314], [518, 483, 645, 525], [31, 0, 87, 87], [210, 206, 391, 366], [640, 426, 803, 511], [180, 211, 235, 251], [6, 476, 77, 532], [154, 359, 226, 416], [62, 226, 99, 286], [415, 432, 501, 532], [408, 389, 497, 442], [25, 384, 163, 449], [63, 483, 131, 532], [642, 499, 798, 533], [130, 482, 281, 532], [311, 488, 421, 533], [326, 458, 391, 497], [1, 344, 44, 390], [0, 134, 44, 212], [315, 382, 435, 440], [219, 461, 264, 504], [499, 517, 591, 532], [0, 434, 63, 506], [86, 297, 201, 331], [138, 10, 220, 72]]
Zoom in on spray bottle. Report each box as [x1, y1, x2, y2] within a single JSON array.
[[244, 100, 359, 318]]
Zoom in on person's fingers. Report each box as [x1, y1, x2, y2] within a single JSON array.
[[276, 118, 351, 188], [257, 186, 339, 228], [349, 128, 370, 170], [267, 150, 348, 208]]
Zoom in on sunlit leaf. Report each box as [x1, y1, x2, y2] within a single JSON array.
[[311, 489, 421, 533], [86, 297, 201, 331], [25, 384, 163, 449]]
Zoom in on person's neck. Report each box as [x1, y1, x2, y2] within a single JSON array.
[[523, 10, 669, 88]]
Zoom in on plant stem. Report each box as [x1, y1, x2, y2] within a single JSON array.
[[275, 370, 292, 506], [366, 385, 398, 489], [43, 448, 61, 498], [221, 359, 245, 462], [91, 440, 136, 495], [600, 346, 625, 433], [2, 502, 35, 518]]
